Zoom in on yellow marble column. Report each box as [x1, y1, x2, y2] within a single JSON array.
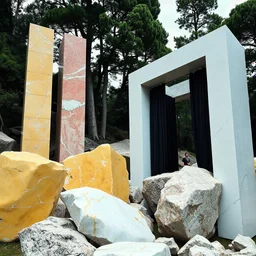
[[21, 24, 54, 158]]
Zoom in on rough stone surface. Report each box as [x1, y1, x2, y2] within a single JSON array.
[[52, 199, 66, 218], [129, 186, 143, 204], [155, 167, 222, 241], [130, 203, 152, 221], [63, 144, 129, 202], [0, 152, 66, 242], [130, 203, 154, 231], [84, 137, 99, 152], [232, 235, 256, 251], [155, 237, 179, 255], [141, 199, 154, 218], [211, 241, 226, 255], [0, 132, 15, 153], [19, 217, 95, 256], [189, 246, 220, 256], [61, 187, 155, 246], [94, 242, 170, 256], [177, 235, 215, 256], [225, 247, 256, 255], [110, 139, 130, 158], [142, 172, 174, 213]]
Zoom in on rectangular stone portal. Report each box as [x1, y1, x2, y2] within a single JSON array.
[[21, 24, 54, 158], [129, 26, 256, 239], [56, 34, 86, 162]]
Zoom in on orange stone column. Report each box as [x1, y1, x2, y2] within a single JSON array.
[[56, 34, 86, 162], [21, 24, 54, 158]]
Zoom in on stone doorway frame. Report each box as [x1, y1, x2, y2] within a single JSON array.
[[128, 26, 256, 239]]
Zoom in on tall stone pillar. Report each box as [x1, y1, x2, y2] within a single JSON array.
[[56, 34, 86, 162], [21, 24, 54, 158]]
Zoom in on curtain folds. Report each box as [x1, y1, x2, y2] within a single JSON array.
[[150, 85, 178, 176], [189, 68, 213, 172]]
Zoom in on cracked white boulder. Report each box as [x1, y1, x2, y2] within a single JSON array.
[[94, 242, 170, 256], [155, 167, 222, 241], [19, 217, 95, 256], [61, 187, 155, 245]]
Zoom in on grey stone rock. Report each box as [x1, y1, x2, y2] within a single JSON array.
[[232, 235, 256, 251], [52, 199, 66, 218], [129, 186, 143, 204], [140, 199, 154, 218], [110, 139, 130, 158], [19, 217, 95, 256], [155, 167, 222, 241], [0, 132, 15, 153], [143, 172, 175, 213], [94, 242, 171, 256], [189, 245, 220, 256], [155, 237, 179, 255], [110, 140, 130, 173], [177, 235, 215, 256]]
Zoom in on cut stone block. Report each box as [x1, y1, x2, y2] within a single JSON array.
[[0, 152, 66, 242], [63, 144, 129, 202]]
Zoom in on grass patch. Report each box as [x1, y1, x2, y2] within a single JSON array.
[[0, 242, 22, 256]]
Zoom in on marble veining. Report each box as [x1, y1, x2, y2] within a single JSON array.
[[56, 33, 86, 162], [21, 24, 54, 159]]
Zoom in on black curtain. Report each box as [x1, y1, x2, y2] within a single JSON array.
[[150, 85, 178, 175], [190, 68, 213, 172]]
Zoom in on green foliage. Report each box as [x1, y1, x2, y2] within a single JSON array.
[[225, 0, 256, 75], [174, 0, 222, 48], [0, 242, 22, 256], [176, 100, 194, 151], [0, 89, 20, 110]]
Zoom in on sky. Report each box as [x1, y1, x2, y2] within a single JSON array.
[[159, 0, 247, 49]]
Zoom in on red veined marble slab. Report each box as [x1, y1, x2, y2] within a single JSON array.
[[56, 34, 86, 162]]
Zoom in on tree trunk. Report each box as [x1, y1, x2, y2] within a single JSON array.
[[100, 65, 108, 139], [86, 0, 98, 140]]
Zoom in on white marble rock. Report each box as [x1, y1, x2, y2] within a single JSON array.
[[189, 245, 220, 256], [211, 241, 226, 255], [19, 217, 95, 256], [155, 237, 179, 255], [94, 242, 171, 256], [155, 167, 222, 241], [177, 235, 216, 256], [232, 234, 256, 251], [61, 187, 155, 246]]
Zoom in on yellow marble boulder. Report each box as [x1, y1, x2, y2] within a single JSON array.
[[0, 152, 66, 242], [254, 158, 256, 172], [63, 144, 129, 202]]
